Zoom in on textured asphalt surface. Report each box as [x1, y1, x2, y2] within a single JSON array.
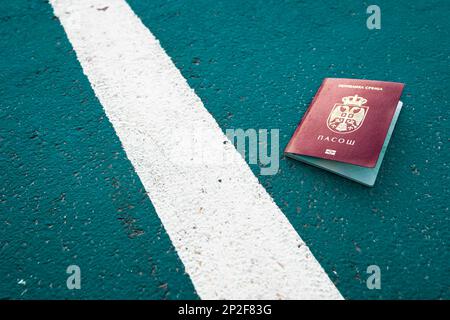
[[0, 0, 196, 299], [1, 0, 449, 299]]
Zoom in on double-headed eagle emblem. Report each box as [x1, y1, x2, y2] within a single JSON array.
[[327, 95, 369, 134]]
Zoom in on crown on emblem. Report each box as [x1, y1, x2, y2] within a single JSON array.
[[342, 95, 367, 106]]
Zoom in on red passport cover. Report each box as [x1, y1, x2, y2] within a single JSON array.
[[285, 78, 404, 167]]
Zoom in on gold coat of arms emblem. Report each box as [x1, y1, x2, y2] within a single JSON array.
[[327, 95, 369, 134]]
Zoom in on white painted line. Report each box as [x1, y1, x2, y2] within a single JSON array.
[[50, 0, 343, 299]]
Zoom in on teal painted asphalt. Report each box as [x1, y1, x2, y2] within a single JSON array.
[[0, 0, 196, 299], [0, 0, 448, 299], [127, 0, 449, 299]]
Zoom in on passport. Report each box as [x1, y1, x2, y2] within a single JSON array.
[[285, 78, 404, 186]]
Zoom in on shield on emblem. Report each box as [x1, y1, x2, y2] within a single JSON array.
[[327, 95, 369, 134]]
